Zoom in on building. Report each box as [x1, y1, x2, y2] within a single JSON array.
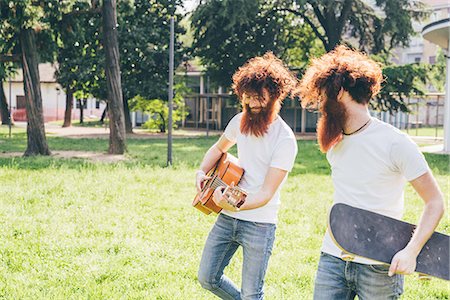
[[2, 63, 106, 123], [392, 0, 450, 66], [178, 59, 319, 133]]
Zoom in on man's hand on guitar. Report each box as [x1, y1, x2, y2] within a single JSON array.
[[196, 170, 211, 192], [212, 183, 244, 212], [388, 248, 418, 277]]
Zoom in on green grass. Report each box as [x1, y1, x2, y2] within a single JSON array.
[[0, 125, 449, 299], [402, 126, 444, 138]]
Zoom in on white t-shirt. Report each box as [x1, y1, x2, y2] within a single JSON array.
[[221, 113, 297, 224], [322, 117, 429, 264]]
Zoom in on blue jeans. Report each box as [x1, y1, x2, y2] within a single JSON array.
[[198, 213, 276, 300], [314, 252, 404, 300]]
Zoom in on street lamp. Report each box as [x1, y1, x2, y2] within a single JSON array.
[[8, 75, 12, 138]]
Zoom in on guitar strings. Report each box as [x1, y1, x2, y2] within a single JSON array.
[[209, 177, 245, 194]]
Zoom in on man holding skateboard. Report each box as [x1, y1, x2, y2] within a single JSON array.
[[195, 52, 298, 299], [297, 46, 445, 299]]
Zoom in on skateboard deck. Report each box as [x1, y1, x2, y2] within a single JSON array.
[[329, 203, 449, 281]]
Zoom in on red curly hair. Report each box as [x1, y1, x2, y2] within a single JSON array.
[[297, 46, 383, 152], [232, 52, 298, 137]]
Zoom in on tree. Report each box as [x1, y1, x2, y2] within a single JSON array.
[[0, 62, 16, 125], [0, 81, 11, 125], [373, 63, 429, 112], [55, 0, 185, 136], [0, 1, 62, 155], [117, 0, 184, 133], [55, 1, 103, 128], [130, 83, 189, 133], [103, 0, 126, 154], [191, 0, 318, 87], [429, 49, 446, 93], [276, 0, 429, 53]]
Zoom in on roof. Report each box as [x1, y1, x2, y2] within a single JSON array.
[[10, 63, 58, 83], [422, 0, 450, 7], [423, 18, 450, 49]]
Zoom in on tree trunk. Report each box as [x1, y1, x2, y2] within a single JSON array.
[[326, 33, 341, 52], [100, 103, 108, 123], [159, 112, 166, 133], [62, 88, 73, 127], [103, 0, 126, 154], [20, 28, 51, 156], [123, 98, 133, 133], [78, 99, 85, 124], [0, 81, 12, 125]]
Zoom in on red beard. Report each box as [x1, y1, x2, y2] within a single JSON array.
[[317, 99, 346, 152], [240, 101, 279, 137]]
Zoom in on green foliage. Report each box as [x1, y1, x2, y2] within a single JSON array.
[[129, 84, 189, 133], [55, 1, 104, 98], [428, 49, 446, 92], [0, 0, 67, 63], [118, 0, 185, 101], [282, 22, 325, 70], [191, 0, 317, 86], [372, 63, 429, 113], [55, 0, 185, 102], [279, 0, 429, 54]]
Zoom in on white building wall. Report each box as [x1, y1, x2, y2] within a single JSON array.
[[2, 81, 106, 122]]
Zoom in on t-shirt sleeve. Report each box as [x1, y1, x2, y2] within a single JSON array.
[[270, 136, 298, 172], [223, 114, 240, 143], [390, 134, 429, 181]]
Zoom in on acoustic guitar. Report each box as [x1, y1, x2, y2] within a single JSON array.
[[192, 153, 247, 215]]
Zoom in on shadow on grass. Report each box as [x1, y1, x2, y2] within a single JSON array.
[[0, 135, 448, 176], [423, 153, 449, 176]]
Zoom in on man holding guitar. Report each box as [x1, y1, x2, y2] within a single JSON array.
[[297, 46, 445, 299], [195, 52, 298, 299]]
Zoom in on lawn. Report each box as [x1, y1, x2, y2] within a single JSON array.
[[0, 126, 449, 299], [402, 126, 444, 138]]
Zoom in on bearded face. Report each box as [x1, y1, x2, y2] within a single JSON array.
[[240, 88, 280, 137], [317, 93, 347, 152]]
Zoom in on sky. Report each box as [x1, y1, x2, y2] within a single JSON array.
[[182, 0, 199, 13]]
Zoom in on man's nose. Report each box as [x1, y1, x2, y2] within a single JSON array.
[[249, 100, 259, 107]]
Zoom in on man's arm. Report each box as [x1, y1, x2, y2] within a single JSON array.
[[213, 167, 288, 211], [196, 134, 235, 191], [388, 171, 445, 276]]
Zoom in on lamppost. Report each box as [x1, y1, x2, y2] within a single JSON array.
[[56, 87, 61, 121], [167, 16, 174, 166], [8, 75, 12, 138]]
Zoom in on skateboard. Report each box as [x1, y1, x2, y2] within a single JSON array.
[[329, 203, 449, 281]]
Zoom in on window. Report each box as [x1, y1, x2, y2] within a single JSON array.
[[16, 95, 26, 109], [414, 57, 421, 63], [95, 100, 100, 109], [76, 99, 87, 109], [429, 56, 436, 64]]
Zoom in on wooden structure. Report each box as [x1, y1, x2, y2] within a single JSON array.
[[182, 93, 319, 133]]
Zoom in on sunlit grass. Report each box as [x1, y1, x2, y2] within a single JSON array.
[[402, 126, 444, 138], [0, 125, 448, 299]]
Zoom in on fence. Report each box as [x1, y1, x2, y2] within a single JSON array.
[[181, 94, 319, 134], [130, 92, 445, 139], [371, 93, 445, 139]]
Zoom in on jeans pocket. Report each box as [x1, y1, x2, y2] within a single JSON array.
[[369, 264, 390, 274]]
